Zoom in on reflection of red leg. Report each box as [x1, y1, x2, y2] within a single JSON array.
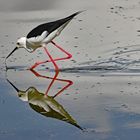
[[53, 80, 73, 98], [30, 69, 73, 98], [43, 47, 59, 95], [29, 41, 72, 70], [29, 60, 48, 70]]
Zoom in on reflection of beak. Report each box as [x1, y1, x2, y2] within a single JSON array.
[[7, 79, 20, 92], [6, 47, 18, 59]]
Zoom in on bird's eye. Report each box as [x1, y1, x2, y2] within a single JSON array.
[[18, 94, 22, 97], [17, 42, 20, 45]]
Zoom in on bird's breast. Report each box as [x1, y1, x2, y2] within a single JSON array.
[[26, 40, 42, 51]]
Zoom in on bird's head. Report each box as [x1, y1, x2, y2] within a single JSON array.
[[16, 37, 26, 49], [6, 37, 27, 59], [18, 91, 28, 102]]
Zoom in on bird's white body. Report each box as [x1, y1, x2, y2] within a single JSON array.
[[17, 20, 71, 52]]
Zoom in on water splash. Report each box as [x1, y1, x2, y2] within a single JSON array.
[[60, 44, 140, 74]]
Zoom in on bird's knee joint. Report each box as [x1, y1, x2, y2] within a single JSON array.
[[67, 54, 72, 59]]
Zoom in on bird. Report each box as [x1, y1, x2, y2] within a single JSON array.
[[7, 79, 83, 130], [6, 11, 83, 70]]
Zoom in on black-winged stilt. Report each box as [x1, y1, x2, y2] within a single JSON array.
[[6, 11, 83, 70]]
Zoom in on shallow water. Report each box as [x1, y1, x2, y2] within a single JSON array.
[[1, 69, 140, 140], [1, 0, 140, 140]]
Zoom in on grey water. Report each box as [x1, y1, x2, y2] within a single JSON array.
[[1, 0, 140, 140]]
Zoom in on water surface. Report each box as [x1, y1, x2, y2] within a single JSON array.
[[1, 0, 140, 140]]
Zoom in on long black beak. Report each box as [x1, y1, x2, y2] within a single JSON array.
[[7, 79, 20, 92], [6, 47, 18, 59]]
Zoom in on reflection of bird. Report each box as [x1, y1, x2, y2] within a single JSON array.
[[30, 69, 73, 97], [7, 79, 82, 130], [6, 11, 83, 69]]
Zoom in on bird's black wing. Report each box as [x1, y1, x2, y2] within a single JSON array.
[[27, 11, 82, 39]]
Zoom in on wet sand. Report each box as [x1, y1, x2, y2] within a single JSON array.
[[1, 0, 140, 140]]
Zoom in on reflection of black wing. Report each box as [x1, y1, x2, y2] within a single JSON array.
[[27, 11, 81, 38], [29, 103, 66, 120], [29, 102, 83, 130]]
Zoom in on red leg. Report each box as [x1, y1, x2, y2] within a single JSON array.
[[43, 47, 59, 95], [29, 41, 72, 70], [50, 41, 72, 62], [30, 68, 73, 98]]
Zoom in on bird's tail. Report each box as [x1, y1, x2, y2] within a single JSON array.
[[68, 10, 85, 19]]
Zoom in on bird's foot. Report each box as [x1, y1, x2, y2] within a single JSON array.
[[29, 63, 38, 70]]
